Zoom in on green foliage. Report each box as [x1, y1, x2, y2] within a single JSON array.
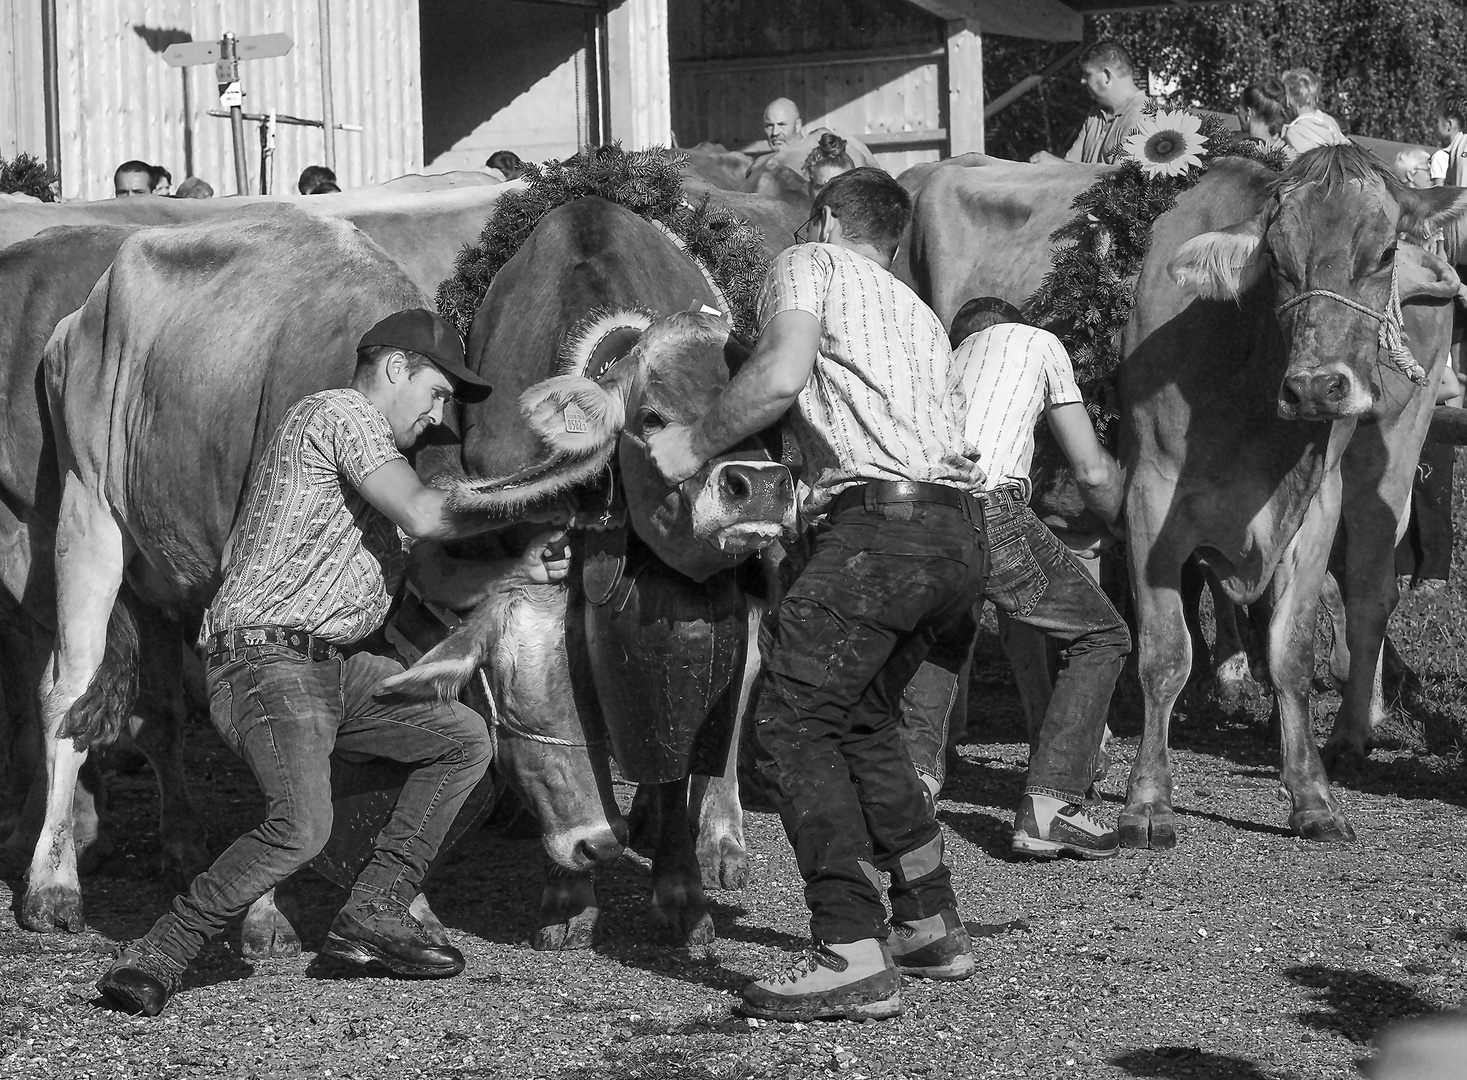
[[435, 144, 769, 341], [984, 1, 1467, 160], [0, 153, 57, 202]]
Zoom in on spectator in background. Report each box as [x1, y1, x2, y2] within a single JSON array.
[[803, 133, 855, 197], [1430, 96, 1467, 188], [298, 164, 337, 195], [486, 150, 527, 180], [1280, 69, 1348, 155], [1395, 148, 1434, 192], [173, 177, 214, 199], [762, 98, 805, 152], [114, 159, 155, 197], [149, 165, 173, 197], [1237, 78, 1289, 152], [1033, 42, 1150, 166]]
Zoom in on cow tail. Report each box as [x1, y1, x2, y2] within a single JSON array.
[[58, 586, 141, 748]]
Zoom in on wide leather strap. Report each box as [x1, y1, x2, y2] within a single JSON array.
[[826, 480, 981, 520]]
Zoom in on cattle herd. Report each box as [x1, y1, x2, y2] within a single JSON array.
[[0, 141, 1463, 984]]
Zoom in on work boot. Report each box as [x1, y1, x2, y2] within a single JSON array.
[[888, 908, 974, 980], [96, 941, 184, 1016], [321, 894, 466, 978], [737, 939, 902, 1023], [1011, 793, 1118, 860]]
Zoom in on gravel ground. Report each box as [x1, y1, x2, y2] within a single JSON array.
[[5, 462, 1467, 1080]]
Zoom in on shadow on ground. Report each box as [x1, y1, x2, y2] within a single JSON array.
[[1287, 963, 1443, 1044], [1111, 1047, 1271, 1079]]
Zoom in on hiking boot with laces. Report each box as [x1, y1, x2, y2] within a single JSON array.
[[737, 938, 901, 1022], [888, 908, 974, 980], [321, 894, 466, 978], [1011, 793, 1118, 860], [97, 940, 185, 1016]]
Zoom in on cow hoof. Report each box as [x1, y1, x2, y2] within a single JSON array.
[[1320, 739, 1370, 781], [1292, 809, 1357, 843], [532, 907, 600, 952], [19, 884, 86, 934], [697, 834, 747, 891], [1118, 809, 1177, 851], [241, 909, 301, 960]]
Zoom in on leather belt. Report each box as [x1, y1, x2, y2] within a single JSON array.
[[205, 625, 341, 665], [826, 480, 983, 522]]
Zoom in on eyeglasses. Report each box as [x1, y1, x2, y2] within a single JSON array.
[[794, 214, 819, 245]]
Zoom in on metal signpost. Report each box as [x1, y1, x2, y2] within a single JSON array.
[[163, 32, 293, 194]]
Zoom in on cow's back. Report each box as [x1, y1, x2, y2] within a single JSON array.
[[461, 197, 722, 478], [45, 206, 424, 606]]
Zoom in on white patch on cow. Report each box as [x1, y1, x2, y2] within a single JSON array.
[[1169, 216, 1268, 301]]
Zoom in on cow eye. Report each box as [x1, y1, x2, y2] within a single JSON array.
[[639, 408, 667, 433], [1379, 244, 1397, 269]]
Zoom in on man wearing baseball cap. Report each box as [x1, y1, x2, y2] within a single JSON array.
[[99, 309, 568, 1016]]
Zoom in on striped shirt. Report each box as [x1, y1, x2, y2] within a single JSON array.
[[758, 243, 981, 514], [205, 389, 409, 646], [951, 323, 1083, 490]]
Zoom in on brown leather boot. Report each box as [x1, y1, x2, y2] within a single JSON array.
[[321, 895, 466, 978]]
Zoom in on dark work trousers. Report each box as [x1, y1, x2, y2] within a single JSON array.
[[752, 498, 986, 945], [142, 646, 492, 969], [903, 488, 1130, 803], [1395, 439, 1455, 584]]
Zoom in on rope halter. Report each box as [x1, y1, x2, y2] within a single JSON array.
[[1273, 259, 1428, 386]]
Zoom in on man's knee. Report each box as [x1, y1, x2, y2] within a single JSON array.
[[437, 702, 494, 769], [260, 797, 333, 867]]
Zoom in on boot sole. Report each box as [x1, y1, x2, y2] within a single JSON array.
[[97, 979, 168, 1017], [320, 932, 465, 979], [896, 954, 975, 981], [735, 993, 903, 1023], [1011, 836, 1118, 861]]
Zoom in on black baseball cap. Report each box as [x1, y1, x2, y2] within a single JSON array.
[[358, 309, 492, 403]]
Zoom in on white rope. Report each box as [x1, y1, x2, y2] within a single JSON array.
[[475, 670, 602, 749], [1275, 260, 1427, 385]]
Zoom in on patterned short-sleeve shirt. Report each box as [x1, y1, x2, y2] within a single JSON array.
[[204, 389, 409, 646], [758, 243, 981, 514]]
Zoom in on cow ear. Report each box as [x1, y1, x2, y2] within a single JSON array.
[[1167, 214, 1268, 302], [1397, 184, 1467, 241], [1397, 243, 1463, 303], [520, 372, 628, 457]]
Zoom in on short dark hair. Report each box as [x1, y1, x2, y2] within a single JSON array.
[[487, 150, 526, 178], [1240, 78, 1290, 137], [1081, 40, 1135, 79], [950, 297, 1025, 348], [114, 159, 153, 185], [1439, 95, 1467, 127], [811, 167, 910, 257], [298, 164, 337, 194], [149, 164, 172, 187], [355, 345, 437, 380]]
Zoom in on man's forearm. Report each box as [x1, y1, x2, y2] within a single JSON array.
[[1074, 457, 1124, 526], [688, 382, 799, 467]]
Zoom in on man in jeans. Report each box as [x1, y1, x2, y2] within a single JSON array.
[[98, 309, 570, 1016], [649, 168, 986, 1022], [948, 298, 1130, 858]]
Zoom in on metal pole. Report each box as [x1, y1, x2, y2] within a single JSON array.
[[223, 33, 250, 194], [40, 0, 62, 195], [318, 0, 337, 173]]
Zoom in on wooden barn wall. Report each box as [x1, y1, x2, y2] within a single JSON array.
[[669, 0, 946, 176], [0, 0, 47, 164], [49, 0, 421, 201]]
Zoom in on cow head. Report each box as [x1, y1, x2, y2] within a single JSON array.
[[452, 309, 796, 581], [1168, 145, 1467, 420]]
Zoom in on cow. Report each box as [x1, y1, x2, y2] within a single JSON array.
[[906, 146, 1464, 847], [378, 194, 798, 951]]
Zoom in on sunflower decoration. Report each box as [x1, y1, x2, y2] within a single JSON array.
[[1123, 110, 1208, 178]]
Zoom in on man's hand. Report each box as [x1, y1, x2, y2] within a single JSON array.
[[647, 423, 705, 486], [519, 529, 572, 584]]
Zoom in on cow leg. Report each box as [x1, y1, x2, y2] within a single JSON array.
[[241, 884, 302, 959], [1322, 536, 1401, 777], [690, 599, 760, 891], [648, 776, 715, 952], [533, 864, 600, 951], [1179, 558, 1213, 691], [1319, 571, 1351, 691], [21, 479, 125, 933], [1268, 478, 1354, 842]]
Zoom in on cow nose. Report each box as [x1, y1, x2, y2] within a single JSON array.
[[575, 829, 624, 865], [1282, 371, 1350, 414], [1281, 373, 1312, 409], [719, 463, 792, 507], [1314, 372, 1346, 403]]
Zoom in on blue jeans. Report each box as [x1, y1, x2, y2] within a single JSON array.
[[752, 499, 986, 944], [142, 646, 492, 968]]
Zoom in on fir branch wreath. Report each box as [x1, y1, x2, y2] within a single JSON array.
[[0, 153, 58, 202], [1022, 107, 1287, 438], [435, 143, 770, 341]]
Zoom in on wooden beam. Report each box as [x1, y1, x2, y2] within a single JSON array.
[[946, 22, 983, 155], [900, 0, 1083, 41], [984, 43, 1084, 118], [606, 0, 671, 148]]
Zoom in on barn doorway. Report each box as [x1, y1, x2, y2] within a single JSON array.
[[420, 0, 607, 172]]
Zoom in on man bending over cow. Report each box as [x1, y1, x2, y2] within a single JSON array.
[[98, 309, 571, 1016], [948, 298, 1129, 858], [649, 168, 987, 1023]]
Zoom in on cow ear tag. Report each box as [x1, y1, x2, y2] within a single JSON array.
[[562, 401, 589, 434]]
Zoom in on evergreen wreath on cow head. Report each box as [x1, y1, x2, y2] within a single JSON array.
[[435, 144, 770, 341], [0, 153, 58, 202]]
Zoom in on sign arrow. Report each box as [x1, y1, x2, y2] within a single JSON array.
[[163, 33, 293, 68]]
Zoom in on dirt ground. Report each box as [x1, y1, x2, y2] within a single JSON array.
[[4, 482, 1467, 1080]]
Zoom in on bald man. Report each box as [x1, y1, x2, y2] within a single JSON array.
[[764, 98, 805, 151]]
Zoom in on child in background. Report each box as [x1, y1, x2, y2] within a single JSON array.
[[1430, 97, 1467, 188]]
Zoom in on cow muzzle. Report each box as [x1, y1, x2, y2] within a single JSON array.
[[688, 460, 797, 553], [1277, 365, 1372, 420]]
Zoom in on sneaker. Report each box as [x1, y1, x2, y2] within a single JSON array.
[[1011, 793, 1118, 860], [321, 894, 466, 978], [96, 941, 184, 1016], [737, 939, 902, 1023], [888, 909, 974, 980]]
